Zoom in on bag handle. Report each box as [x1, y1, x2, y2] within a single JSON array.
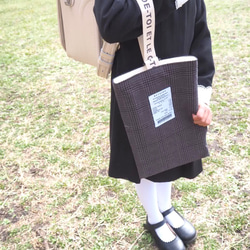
[[136, 0, 159, 69], [97, 0, 157, 78]]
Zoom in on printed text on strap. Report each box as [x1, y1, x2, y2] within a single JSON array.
[[136, 0, 159, 69]]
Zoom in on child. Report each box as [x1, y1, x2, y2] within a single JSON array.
[[94, 0, 214, 249]]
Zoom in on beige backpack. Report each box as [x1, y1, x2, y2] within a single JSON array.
[[57, 0, 118, 78]]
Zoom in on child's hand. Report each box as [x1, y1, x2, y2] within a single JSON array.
[[192, 103, 212, 127]]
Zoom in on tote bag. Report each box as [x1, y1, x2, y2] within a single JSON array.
[[112, 0, 209, 179]]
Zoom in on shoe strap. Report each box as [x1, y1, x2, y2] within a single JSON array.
[[162, 206, 175, 217], [147, 218, 166, 230]]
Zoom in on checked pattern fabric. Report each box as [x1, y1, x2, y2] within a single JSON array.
[[112, 59, 209, 179]]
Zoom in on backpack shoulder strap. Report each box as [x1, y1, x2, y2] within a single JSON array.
[[97, 41, 119, 78]]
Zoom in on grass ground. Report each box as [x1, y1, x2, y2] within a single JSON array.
[[0, 0, 249, 249]]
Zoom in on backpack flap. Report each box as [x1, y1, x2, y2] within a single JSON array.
[[57, 0, 102, 67]]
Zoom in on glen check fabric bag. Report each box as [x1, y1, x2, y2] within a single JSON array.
[[112, 0, 209, 179]]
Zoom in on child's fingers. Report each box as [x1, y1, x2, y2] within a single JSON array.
[[192, 104, 212, 126]]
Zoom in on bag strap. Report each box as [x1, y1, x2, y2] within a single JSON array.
[[97, 41, 119, 78], [136, 0, 159, 69], [97, 0, 157, 78]]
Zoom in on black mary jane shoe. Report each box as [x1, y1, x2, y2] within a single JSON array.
[[144, 219, 186, 250], [162, 207, 197, 245]]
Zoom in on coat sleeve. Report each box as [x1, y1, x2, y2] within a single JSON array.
[[190, 0, 215, 104], [94, 0, 177, 43]]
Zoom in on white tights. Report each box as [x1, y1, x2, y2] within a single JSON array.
[[135, 179, 184, 242]]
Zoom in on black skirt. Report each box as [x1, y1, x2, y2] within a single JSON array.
[[109, 85, 203, 184]]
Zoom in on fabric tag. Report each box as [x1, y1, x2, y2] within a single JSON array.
[[148, 87, 175, 127]]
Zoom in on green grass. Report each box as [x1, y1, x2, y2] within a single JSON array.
[[0, 0, 249, 249]]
